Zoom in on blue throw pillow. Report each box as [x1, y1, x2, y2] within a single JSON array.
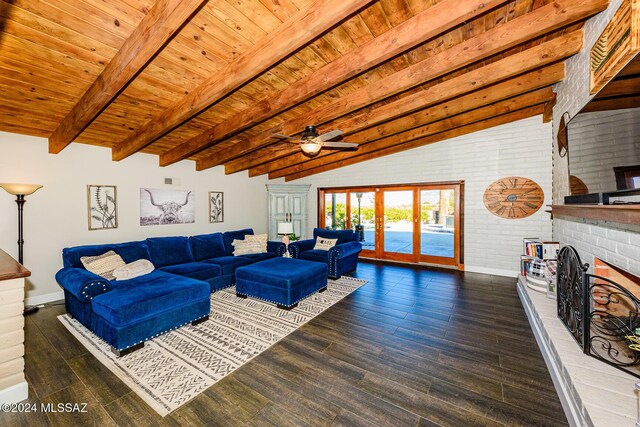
[[190, 233, 226, 261], [146, 236, 194, 267]]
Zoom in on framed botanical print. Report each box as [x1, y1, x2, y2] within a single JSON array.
[[209, 191, 223, 223], [88, 185, 118, 230]]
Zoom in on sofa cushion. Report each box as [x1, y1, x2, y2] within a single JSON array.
[[146, 236, 194, 267], [222, 228, 254, 256], [63, 241, 150, 269], [159, 262, 222, 281], [91, 271, 209, 326], [313, 228, 356, 245], [80, 250, 125, 281], [300, 249, 330, 263], [203, 256, 253, 275], [239, 252, 277, 263], [190, 233, 226, 261]]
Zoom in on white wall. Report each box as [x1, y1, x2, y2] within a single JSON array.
[[292, 116, 553, 277], [0, 132, 269, 303], [568, 108, 640, 193]]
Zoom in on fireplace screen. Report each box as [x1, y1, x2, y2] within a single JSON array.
[[557, 246, 640, 378]]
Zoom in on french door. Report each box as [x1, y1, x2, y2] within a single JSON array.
[[319, 182, 463, 268]]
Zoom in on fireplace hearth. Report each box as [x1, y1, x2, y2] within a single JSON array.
[[557, 246, 640, 379]]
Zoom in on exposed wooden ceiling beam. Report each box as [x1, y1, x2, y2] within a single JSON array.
[[158, 0, 509, 166], [260, 65, 564, 178], [284, 105, 546, 181], [594, 76, 640, 98], [227, 29, 582, 175], [197, 0, 607, 171], [543, 94, 557, 123], [48, 0, 206, 154], [267, 88, 553, 180], [111, 0, 376, 161], [253, 65, 564, 176], [582, 95, 640, 112]]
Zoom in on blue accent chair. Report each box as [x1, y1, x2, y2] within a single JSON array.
[[288, 228, 362, 279]]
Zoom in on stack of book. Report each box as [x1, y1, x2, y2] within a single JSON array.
[[521, 238, 559, 296]]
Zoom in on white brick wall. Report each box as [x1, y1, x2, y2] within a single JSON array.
[[554, 219, 640, 276], [568, 109, 640, 193], [551, 0, 640, 279], [289, 116, 553, 277]]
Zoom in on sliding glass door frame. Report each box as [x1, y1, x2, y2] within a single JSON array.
[[318, 181, 464, 269]]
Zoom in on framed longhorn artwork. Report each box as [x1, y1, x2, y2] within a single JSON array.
[[140, 188, 195, 226], [483, 177, 544, 219]]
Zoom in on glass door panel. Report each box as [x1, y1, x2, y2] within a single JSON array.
[[324, 193, 347, 230], [382, 190, 415, 258], [420, 189, 455, 259], [350, 191, 376, 253], [318, 183, 462, 269]]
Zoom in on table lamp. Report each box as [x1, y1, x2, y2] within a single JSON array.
[[277, 222, 294, 257]]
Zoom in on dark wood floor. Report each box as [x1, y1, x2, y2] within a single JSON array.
[[1, 261, 568, 426]]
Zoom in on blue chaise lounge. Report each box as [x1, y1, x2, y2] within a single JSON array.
[[56, 229, 284, 356]]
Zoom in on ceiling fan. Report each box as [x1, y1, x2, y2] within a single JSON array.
[[272, 125, 358, 156]]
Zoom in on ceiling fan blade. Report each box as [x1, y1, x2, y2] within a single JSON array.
[[322, 141, 359, 148], [272, 133, 298, 140], [316, 129, 343, 142]]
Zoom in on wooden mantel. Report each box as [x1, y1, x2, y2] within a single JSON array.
[[552, 204, 640, 226]]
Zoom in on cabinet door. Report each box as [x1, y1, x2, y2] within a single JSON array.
[[269, 193, 289, 240], [289, 193, 306, 239]]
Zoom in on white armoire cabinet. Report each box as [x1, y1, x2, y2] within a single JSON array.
[[266, 184, 311, 240]]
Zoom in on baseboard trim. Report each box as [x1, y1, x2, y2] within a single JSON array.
[[517, 279, 583, 427], [25, 290, 64, 306], [0, 381, 28, 404], [465, 265, 518, 278]]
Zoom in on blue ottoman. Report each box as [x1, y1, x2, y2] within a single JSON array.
[[235, 257, 328, 309]]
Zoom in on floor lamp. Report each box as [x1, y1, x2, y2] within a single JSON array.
[[0, 183, 43, 315]]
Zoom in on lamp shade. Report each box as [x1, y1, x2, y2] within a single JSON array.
[[277, 222, 294, 235], [0, 183, 43, 196]]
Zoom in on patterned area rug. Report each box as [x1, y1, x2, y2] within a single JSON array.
[[58, 276, 366, 416]]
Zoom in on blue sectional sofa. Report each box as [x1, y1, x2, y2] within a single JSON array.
[[288, 228, 362, 279], [56, 229, 285, 356]]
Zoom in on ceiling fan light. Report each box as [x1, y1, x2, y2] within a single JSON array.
[[300, 141, 321, 155]]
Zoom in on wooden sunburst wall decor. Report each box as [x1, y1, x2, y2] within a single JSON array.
[[483, 177, 544, 219]]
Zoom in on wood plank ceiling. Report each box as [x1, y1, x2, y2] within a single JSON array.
[[0, 0, 609, 181]]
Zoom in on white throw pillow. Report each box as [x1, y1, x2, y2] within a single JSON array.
[[244, 234, 268, 252], [232, 239, 263, 256], [112, 259, 155, 281], [80, 250, 125, 281], [314, 237, 338, 251]]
